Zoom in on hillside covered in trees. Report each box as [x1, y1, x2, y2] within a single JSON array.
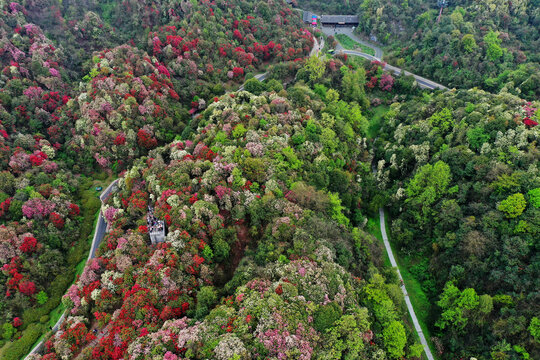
[[0, 0, 538, 359], [375, 89, 539, 358], [355, 0, 540, 97]]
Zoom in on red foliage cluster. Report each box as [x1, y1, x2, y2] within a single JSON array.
[[232, 67, 244, 77], [49, 212, 64, 229], [69, 203, 80, 217], [523, 117, 538, 127], [19, 280, 36, 295], [29, 151, 48, 166], [114, 133, 126, 145], [19, 236, 38, 253], [137, 129, 158, 150], [0, 197, 11, 217], [13, 317, 22, 327]]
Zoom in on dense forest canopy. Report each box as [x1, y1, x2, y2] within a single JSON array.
[[0, 0, 538, 359]]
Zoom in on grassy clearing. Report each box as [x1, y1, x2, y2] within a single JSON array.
[[367, 105, 389, 139], [394, 253, 439, 359], [366, 215, 391, 268], [335, 34, 375, 56]]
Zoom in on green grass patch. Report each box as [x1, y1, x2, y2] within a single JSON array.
[[394, 254, 439, 359], [335, 34, 375, 56], [48, 303, 66, 328], [367, 105, 390, 139], [366, 215, 391, 268]]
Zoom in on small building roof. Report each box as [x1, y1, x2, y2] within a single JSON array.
[[319, 14, 359, 24], [303, 11, 316, 22]]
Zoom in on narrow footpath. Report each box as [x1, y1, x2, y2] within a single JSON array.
[[379, 208, 435, 360]]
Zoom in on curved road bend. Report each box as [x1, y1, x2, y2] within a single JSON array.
[[25, 179, 119, 359], [320, 24, 447, 90], [341, 50, 448, 90]]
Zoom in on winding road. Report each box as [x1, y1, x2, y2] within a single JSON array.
[[24, 180, 119, 359], [321, 25, 448, 90], [322, 26, 383, 59]]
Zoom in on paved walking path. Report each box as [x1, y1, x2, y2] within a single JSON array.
[[379, 208, 435, 360]]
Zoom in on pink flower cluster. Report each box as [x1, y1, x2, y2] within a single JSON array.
[[22, 198, 55, 220]]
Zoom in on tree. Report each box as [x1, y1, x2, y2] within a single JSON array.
[[326, 310, 370, 358], [341, 66, 367, 105], [484, 31, 504, 61], [304, 55, 326, 82], [467, 127, 489, 150], [498, 193, 526, 218], [461, 34, 477, 53], [528, 188, 540, 208], [313, 302, 342, 332], [195, 286, 217, 319], [36, 291, 48, 305], [2, 323, 14, 340], [428, 108, 454, 133], [243, 78, 266, 95], [382, 320, 407, 359], [436, 282, 479, 333], [529, 317, 540, 342], [406, 161, 452, 220]]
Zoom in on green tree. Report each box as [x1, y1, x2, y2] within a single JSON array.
[[313, 302, 343, 332], [428, 108, 454, 133], [529, 317, 540, 342], [527, 188, 540, 208], [382, 320, 407, 359], [243, 78, 266, 95], [195, 286, 217, 319], [461, 34, 477, 53], [467, 127, 489, 150], [212, 238, 230, 262], [326, 309, 370, 359], [2, 323, 14, 340], [436, 282, 479, 332], [304, 55, 326, 82], [498, 193, 526, 218], [36, 291, 48, 305], [406, 161, 452, 220], [408, 343, 425, 359], [341, 66, 367, 106], [484, 30, 504, 61]]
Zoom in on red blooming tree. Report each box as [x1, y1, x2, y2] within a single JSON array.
[[19, 236, 38, 254], [19, 281, 37, 295], [50, 212, 65, 229]]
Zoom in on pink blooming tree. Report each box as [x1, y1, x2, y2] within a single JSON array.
[[22, 198, 56, 219], [379, 73, 394, 92]]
